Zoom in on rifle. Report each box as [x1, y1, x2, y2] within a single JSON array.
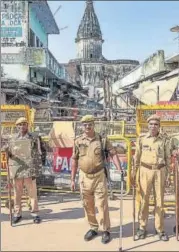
[[119, 170, 124, 251], [132, 157, 136, 241], [99, 135, 114, 200], [6, 157, 13, 226]]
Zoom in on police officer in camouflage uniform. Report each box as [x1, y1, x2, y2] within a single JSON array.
[[134, 114, 171, 241], [7, 117, 42, 224], [71, 115, 122, 244]]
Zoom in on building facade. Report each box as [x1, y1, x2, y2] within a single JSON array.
[[112, 50, 179, 110], [1, 0, 78, 107], [67, 0, 139, 102]]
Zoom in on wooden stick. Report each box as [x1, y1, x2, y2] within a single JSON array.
[[175, 157, 179, 241]]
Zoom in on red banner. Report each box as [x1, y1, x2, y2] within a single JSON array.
[[53, 147, 73, 173]]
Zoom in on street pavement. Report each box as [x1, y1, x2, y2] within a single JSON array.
[[1, 194, 178, 251]]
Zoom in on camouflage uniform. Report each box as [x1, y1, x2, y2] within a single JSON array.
[[134, 115, 171, 240], [7, 117, 42, 223]]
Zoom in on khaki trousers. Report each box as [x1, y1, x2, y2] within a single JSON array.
[[79, 169, 110, 232], [13, 177, 39, 217], [138, 166, 166, 233]]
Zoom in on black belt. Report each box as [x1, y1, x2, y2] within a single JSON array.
[[141, 162, 165, 170]]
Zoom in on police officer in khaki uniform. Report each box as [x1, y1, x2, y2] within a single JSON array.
[[134, 114, 171, 241], [6, 117, 42, 224], [170, 134, 179, 234], [71, 115, 122, 244]]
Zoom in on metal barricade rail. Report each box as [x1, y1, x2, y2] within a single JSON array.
[[36, 133, 132, 198]]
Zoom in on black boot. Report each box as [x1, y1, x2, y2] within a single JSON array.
[[173, 225, 179, 234], [12, 216, 22, 224], [33, 216, 41, 224], [101, 231, 111, 244], [136, 229, 146, 239], [157, 231, 169, 241], [84, 230, 98, 241]]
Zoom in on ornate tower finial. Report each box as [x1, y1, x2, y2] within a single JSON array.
[[86, 0, 93, 4], [75, 0, 103, 59]]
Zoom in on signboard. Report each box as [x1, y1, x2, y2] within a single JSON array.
[[1, 53, 25, 64], [53, 148, 73, 174], [2, 110, 26, 123], [1, 1, 26, 48], [156, 110, 179, 121], [157, 101, 179, 105], [1, 152, 7, 170], [1, 12, 23, 44]]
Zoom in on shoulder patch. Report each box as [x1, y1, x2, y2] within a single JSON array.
[[75, 134, 82, 139], [74, 135, 83, 141]]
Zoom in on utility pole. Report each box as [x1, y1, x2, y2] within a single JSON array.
[[102, 66, 113, 120], [157, 85, 160, 102], [102, 66, 107, 118]]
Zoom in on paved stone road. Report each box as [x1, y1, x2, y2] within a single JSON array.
[[1, 195, 178, 251]]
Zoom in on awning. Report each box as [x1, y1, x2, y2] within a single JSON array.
[[133, 77, 178, 104], [48, 122, 75, 148], [30, 1, 59, 34]]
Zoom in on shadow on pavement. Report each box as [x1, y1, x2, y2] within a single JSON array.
[[1, 206, 120, 226], [41, 206, 119, 222], [111, 213, 175, 239]]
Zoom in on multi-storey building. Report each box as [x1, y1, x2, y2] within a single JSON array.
[[1, 0, 83, 109]]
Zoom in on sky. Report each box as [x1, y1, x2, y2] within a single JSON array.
[[48, 1, 179, 64]]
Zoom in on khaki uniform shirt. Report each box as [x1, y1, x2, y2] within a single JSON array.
[[72, 133, 113, 174], [135, 132, 171, 173]]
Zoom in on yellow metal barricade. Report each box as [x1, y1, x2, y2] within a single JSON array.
[[36, 121, 132, 198], [37, 134, 132, 198], [123, 123, 136, 139], [107, 135, 132, 196], [136, 104, 179, 211]]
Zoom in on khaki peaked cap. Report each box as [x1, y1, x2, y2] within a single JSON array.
[[81, 115, 95, 123], [15, 117, 28, 125], [147, 114, 161, 123]]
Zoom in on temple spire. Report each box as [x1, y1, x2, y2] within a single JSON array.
[[75, 0, 103, 59], [76, 0, 102, 41], [86, 0, 93, 5]]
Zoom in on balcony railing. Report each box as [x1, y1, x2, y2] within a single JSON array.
[[1, 47, 66, 80]]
